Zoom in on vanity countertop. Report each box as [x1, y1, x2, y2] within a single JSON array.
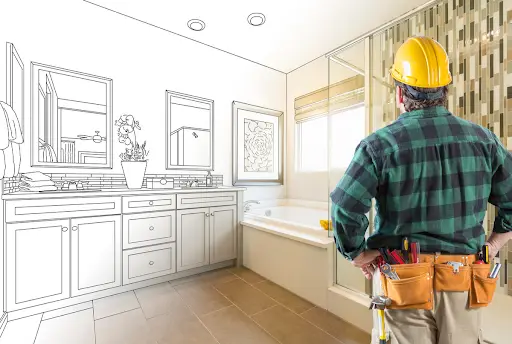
[[2, 186, 246, 200]]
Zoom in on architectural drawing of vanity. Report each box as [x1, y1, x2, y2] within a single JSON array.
[[2, 187, 244, 319]]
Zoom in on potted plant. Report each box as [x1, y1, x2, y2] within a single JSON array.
[[115, 114, 149, 189]]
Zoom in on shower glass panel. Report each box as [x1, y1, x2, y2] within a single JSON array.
[[328, 39, 371, 295]]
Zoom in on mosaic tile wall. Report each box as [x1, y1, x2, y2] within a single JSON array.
[[373, 0, 512, 295], [3, 173, 224, 194]]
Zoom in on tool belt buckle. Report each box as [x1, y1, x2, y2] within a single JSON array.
[[447, 261, 463, 273]]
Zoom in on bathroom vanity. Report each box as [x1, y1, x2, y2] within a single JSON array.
[[1, 187, 245, 320]]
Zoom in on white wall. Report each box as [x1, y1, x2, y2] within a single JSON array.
[[0, 0, 286, 200]]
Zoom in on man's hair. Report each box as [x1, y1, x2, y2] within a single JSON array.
[[398, 84, 448, 112]]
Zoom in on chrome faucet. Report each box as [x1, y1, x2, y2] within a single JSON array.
[[243, 200, 260, 212]]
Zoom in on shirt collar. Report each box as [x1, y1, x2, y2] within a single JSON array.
[[398, 106, 451, 120]]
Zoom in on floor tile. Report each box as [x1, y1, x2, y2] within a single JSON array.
[[254, 281, 315, 314], [0, 313, 42, 344], [147, 302, 217, 344], [253, 305, 340, 344], [228, 267, 266, 284], [201, 305, 278, 344], [95, 308, 154, 344], [35, 309, 95, 344], [175, 282, 232, 316], [301, 307, 371, 344], [198, 269, 240, 286], [135, 282, 187, 319], [93, 291, 140, 320], [42, 302, 93, 321], [215, 279, 276, 316]]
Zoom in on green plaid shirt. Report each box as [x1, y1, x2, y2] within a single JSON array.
[[330, 106, 512, 260]]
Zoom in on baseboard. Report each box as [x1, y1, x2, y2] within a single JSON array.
[[7, 261, 234, 321]]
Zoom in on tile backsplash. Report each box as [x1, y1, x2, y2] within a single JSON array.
[[3, 173, 224, 194]]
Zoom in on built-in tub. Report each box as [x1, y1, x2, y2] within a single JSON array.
[[241, 203, 334, 309]]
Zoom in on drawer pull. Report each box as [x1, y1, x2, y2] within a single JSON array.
[[149, 201, 154, 206], [62, 227, 68, 232], [72, 226, 78, 231], [149, 261, 154, 266], [149, 226, 154, 231]]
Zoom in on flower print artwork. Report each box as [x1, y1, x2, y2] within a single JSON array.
[[244, 119, 274, 172]]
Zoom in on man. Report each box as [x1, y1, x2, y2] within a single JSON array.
[[330, 36, 512, 344]]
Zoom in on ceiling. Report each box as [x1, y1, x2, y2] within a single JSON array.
[[85, 0, 431, 73]]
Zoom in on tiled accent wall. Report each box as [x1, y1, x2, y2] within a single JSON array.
[[3, 173, 224, 194], [373, 0, 512, 295]]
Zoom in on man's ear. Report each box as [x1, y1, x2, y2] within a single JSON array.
[[396, 86, 403, 104]]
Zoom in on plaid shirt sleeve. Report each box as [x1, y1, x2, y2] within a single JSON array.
[[330, 140, 379, 260], [489, 135, 512, 233]]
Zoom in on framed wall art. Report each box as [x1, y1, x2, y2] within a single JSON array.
[[232, 101, 283, 186]]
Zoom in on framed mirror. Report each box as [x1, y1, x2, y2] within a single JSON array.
[[165, 91, 213, 170], [6, 42, 24, 129], [31, 63, 113, 168]]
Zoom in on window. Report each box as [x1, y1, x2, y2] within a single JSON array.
[[296, 104, 366, 172]]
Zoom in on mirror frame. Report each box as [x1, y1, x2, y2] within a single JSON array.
[[6, 42, 24, 129], [30, 62, 113, 169], [165, 90, 214, 171]]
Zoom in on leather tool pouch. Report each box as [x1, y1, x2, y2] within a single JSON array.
[[469, 264, 497, 308], [380, 263, 433, 310], [433, 264, 471, 292]]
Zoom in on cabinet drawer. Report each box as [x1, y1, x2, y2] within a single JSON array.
[[123, 211, 175, 249], [123, 243, 176, 285], [6, 197, 121, 223], [177, 192, 236, 209], [123, 194, 176, 213]]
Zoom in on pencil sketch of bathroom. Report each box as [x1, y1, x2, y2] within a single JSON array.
[[165, 91, 213, 171], [31, 63, 113, 168]]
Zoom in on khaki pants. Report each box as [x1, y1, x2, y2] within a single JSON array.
[[384, 291, 483, 344]]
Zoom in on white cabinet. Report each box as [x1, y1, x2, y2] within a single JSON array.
[[6, 220, 70, 311], [177, 205, 237, 272], [71, 216, 121, 296], [177, 208, 210, 272], [123, 211, 175, 249], [210, 206, 237, 264], [123, 243, 176, 285]]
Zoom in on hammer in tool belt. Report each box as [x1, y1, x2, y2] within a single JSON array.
[[370, 295, 391, 344]]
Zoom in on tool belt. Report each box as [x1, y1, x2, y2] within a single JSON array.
[[379, 254, 498, 310]]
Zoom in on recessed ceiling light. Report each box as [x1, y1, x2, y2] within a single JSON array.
[[187, 19, 205, 31], [248, 13, 266, 26]]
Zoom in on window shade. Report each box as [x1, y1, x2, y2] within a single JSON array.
[[294, 75, 364, 123]]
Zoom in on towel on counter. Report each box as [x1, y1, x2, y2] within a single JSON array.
[[20, 180, 56, 188], [21, 171, 52, 181], [19, 185, 57, 192]]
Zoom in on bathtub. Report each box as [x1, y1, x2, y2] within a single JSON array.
[[241, 203, 334, 309]]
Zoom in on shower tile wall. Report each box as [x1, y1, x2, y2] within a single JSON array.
[[373, 0, 512, 295]]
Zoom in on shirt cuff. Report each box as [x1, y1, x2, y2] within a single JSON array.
[[493, 217, 512, 233]]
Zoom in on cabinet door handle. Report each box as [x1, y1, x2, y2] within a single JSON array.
[[72, 226, 78, 231], [211, 213, 214, 216], [62, 227, 68, 232], [149, 261, 154, 266], [149, 226, 154, 231], [205, 213, 210, 217], [149, 201, 154, 206]]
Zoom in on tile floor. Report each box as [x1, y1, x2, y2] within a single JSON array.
[[0, 267, 370, 344]]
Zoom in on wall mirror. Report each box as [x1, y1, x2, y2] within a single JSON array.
[[165, 91, 213, 170], [31, 63, 113, 168], [6, 42, 24, 129]]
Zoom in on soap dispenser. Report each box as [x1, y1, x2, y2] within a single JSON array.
[[206, 171, 213, 187]]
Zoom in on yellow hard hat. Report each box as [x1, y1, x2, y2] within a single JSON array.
[[390, 36, 452, 88]]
